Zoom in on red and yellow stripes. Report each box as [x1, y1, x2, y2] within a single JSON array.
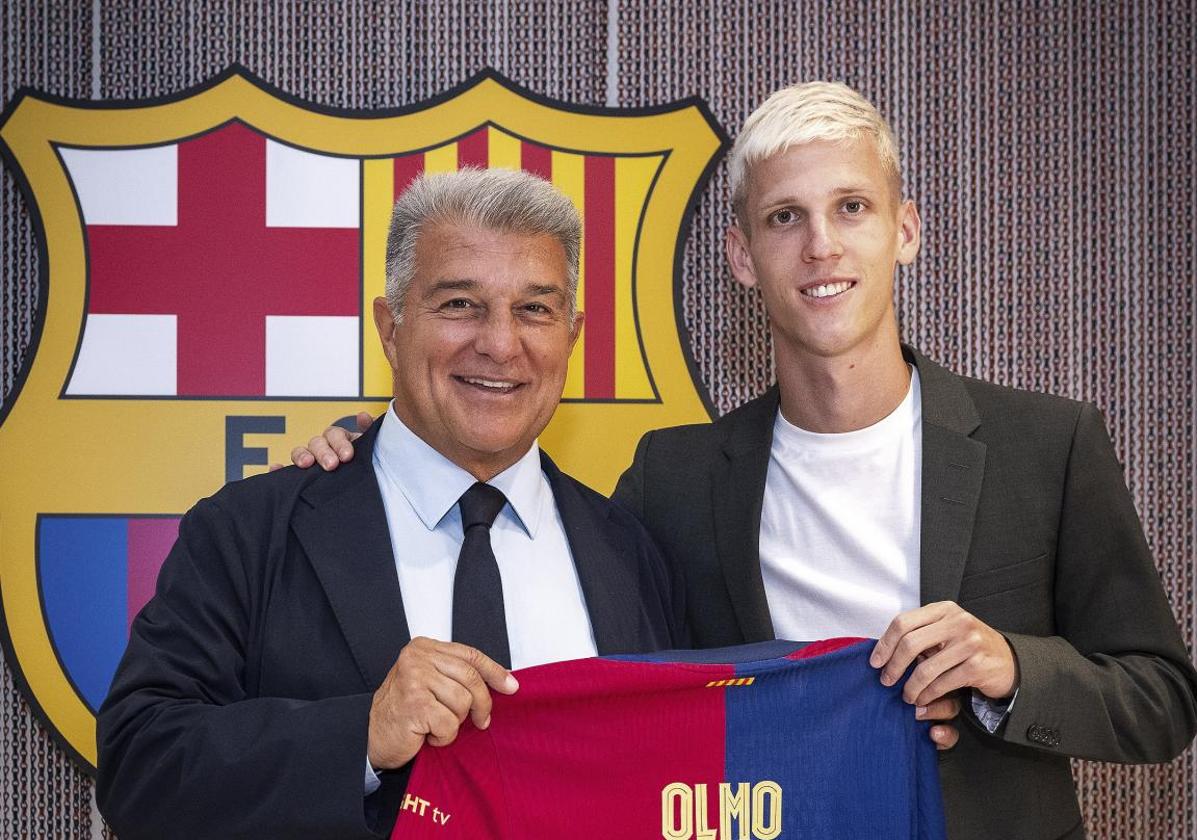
[[362, 125, 659, 402], [705, 677, 756, 688]]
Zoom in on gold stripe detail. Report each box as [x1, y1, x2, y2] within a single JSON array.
[[553, 150, 586, 398], [704, 677, 755, 688], [362, 158, 395, 397], [423, 141, 458, 173], [614, 155, 657, 398], [487, 126, 521, 170]]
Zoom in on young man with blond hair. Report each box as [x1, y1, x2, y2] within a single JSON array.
[[298, 83, 1197, 838]]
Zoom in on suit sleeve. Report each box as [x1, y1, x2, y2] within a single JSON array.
[[96, 497, 396, 840], [610, 431, 689, 649], [610, 430, 651, 520], [999, 402, 1197, 762]]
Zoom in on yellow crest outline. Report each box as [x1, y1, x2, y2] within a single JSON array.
[[0, 67, 726, 771]]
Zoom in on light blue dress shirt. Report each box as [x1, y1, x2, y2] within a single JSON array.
[[364, 405, 597, 793]]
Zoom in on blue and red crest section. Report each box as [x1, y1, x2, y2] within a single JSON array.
[[38, 516, 179, 712]]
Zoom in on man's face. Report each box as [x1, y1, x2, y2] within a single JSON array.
[[726, 138, 920, 361], [374, 222, 582, 479]]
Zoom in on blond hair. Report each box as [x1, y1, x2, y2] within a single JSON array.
[[729, 81, 901, 222]]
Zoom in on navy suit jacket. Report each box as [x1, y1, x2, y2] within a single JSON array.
[[97, 423, 685, 840]]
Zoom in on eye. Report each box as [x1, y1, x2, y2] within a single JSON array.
[[442, 298, 473, 310], [768, 208, 799, 226], [843, 200, 865, 215]]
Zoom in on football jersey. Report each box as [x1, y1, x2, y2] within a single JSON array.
[[390, 638, 946, 839]]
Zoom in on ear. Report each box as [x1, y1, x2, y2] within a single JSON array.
[[567, 310, 585, 352], [372, 296, 401, 370], [895, 199, 922, 266], [725, 224, 759, 289]]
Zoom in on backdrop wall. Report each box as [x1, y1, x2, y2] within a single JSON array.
[[2, 2, 1193, 837]]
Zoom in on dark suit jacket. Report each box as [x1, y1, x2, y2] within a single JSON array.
[[612, 346, 1197, 840], [97, 422, 685, 840]]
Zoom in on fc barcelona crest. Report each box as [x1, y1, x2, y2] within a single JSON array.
[[0, 66, 725, 771]]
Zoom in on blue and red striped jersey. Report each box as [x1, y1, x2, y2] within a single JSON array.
[[391, 638, 946, 839]]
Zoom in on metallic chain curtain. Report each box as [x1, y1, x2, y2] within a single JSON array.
[[2, 2, 1193, 837]]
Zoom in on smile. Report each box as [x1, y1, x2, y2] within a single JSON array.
[[455, 375, 522, 394], [800, 281, 855, 299]]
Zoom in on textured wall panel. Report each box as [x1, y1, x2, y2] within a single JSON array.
[[618, 2, 1196, 837], [2, 4, 98, 837], [1, 1, 1194, 837]]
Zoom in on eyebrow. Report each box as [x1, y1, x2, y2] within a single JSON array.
[[424, 279, 567, 298], [528, 284, 567, 299], [425, 279, 479, 297], [831, 184, 879, 196], [759, 184, 880, 207]]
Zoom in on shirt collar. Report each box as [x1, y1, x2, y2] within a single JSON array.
[[372, 402, 544, 537]]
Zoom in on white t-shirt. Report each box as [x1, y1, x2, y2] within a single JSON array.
[[759, 368, 923, 640]]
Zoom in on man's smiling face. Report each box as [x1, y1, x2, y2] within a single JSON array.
[[726, 137, 920, 362], [374, 221, 582, 479]]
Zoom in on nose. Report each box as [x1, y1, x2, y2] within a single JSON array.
[[802, 216, 843, 262], [473, 310, 521, 363]]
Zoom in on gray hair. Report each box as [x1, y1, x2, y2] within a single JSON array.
[[385, 167, 581, 318], [729, 81, 902, 224]]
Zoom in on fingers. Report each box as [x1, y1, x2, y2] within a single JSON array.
[[916, 696, 961, 751], [367, 638, 517, 769], [423, 701, 466, 748], [289, 446, 316, 468], [874, 605, 955, 688], [870, 602, 951, 672], [902, 640, 973, 705], [873, 602, 1020, 707], [306, 431, 343, 470], [290, 416, 370, 470], [324, 424, 359, 464], [916, 695, 961, 722], [462, 644, 520, 694], [426, 670, 486, 730], [929, 723, 959, 750], [431, 652, 497, 730]]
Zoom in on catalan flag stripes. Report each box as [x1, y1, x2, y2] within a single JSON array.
[[359, 125, 656, 402]]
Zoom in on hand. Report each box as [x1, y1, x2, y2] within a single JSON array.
[[367, 637, 518, 770], [271, 412, 374, 472], [870, 601, 1019, 708], [918, 695, 961, 751]]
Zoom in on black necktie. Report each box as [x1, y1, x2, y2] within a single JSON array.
[[452, 482, 511, 668]]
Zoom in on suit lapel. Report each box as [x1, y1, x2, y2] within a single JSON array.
[[292, 422, 410, 689], [712, 389, 778, 642], [908, 347, 987, 604], [542, 454, 640, 655]]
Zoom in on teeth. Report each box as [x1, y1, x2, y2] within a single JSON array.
[[462, 377, 516, 391], [802, 281, 852, 299]]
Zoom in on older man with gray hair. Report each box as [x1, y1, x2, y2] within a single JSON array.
[[96, 167, 684, 840]]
